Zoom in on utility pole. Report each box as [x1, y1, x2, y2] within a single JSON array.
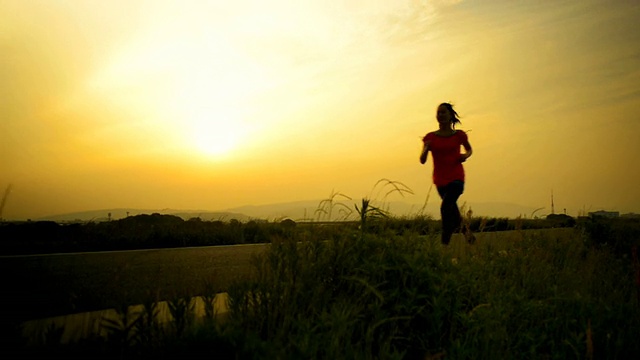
[[551, 189, 555, 215]]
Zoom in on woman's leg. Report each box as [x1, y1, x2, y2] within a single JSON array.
[[437, 181, 464, 245]]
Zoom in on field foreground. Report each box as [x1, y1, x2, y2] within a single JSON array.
[[3, 225, 640, 359], [10, 230, 548, 342]]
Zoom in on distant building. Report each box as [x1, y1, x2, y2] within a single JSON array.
[[588, 210, 619, 218]]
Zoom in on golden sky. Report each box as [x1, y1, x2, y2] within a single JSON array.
[[2, 0, 639, 220]]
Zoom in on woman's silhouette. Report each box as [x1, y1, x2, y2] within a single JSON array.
[[420, 103, 473, 245]]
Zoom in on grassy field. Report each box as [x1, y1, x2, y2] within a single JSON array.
[[2, 218, 640, 359]]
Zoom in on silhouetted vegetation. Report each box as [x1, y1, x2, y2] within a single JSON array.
[[0, 213, 583, 256], [0, 214, 305, 255], [581, 216, 640, 257], [4, 222, 639, 359]]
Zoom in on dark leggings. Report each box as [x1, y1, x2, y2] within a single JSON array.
[[437, 180, 464, 245]]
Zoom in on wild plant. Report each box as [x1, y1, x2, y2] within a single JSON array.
[[417, 183, 434, 216], [354, 197, 388, 233], [132, 296, 162, 349], [353, 179, 417, 235], [39, 322, 65, 348], [226, 230, 468, 359], [315, 190, 353, 221], [167, 295, 195, 338], [200, 276, 223, 324], [100, 302, 141, 352], [478, 216, 488, 232], [460, 204, 476, 244], [513, 215, 523, 232], [369, 178, 414, 209]]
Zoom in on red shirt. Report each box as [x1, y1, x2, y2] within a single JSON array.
[[423, 130, 469, 187]]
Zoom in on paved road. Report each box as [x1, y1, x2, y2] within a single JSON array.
[[0, 243, 268, 324]]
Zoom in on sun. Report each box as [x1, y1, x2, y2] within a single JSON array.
[[82, 9, 283, 162], [187, 114, 249, 159]]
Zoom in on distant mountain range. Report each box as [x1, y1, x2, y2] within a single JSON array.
[[36, 200, 541, 222], [224, 200, 543, 220], [36, 208, 252, 223]]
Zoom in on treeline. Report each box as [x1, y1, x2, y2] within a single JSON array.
[[0, 213, 581, 256], [0, 214, 299, 255]]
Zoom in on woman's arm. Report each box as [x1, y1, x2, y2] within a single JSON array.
[[460, 140, 473, 162]]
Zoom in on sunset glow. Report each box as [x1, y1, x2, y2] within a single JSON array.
[[2, 0, 639, 220]]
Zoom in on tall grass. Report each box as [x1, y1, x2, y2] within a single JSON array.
[[445, 229, 638, 359], [224, 226, 639, 359], [8, 219, 640, 359], [226, 232, 458, 359]]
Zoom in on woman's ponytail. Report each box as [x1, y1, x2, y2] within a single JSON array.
[[440, 102, 461, 128]]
